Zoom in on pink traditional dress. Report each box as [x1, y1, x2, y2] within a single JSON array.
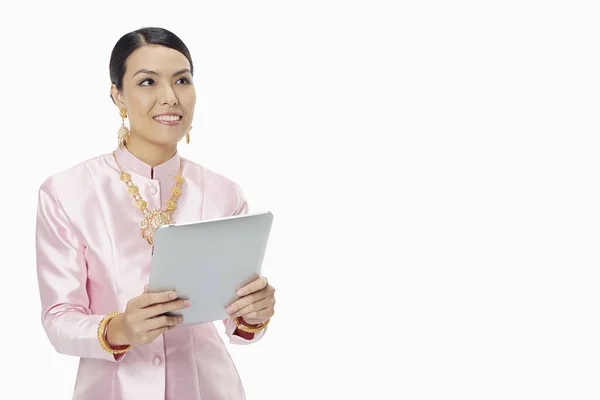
[[35, 146, 266, 400]]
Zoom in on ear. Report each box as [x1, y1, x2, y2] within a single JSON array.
[[110, 83, 125, 109]]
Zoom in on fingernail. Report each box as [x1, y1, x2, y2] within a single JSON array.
[[184, 300, 191, 307], [178, 317, 184, 323], [169, 292, 177, 299], [237, 289, 245, 296], [226, 306, 234, 314]]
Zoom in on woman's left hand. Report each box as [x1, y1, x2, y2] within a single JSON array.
[[226, 276, 275, 325]]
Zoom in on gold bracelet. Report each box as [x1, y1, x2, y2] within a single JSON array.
[[233, 317, 270, 333], [97, 312, 131, 354]]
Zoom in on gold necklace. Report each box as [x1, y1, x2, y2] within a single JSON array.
[[112, 151, 185, 245]]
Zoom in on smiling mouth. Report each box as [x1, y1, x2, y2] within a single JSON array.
[[153, 115, 182, 122]]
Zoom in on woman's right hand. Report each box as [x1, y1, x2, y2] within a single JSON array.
[[106, 287, 190, 347]]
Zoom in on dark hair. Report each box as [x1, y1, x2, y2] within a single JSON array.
[[109, 27, 194, 103]]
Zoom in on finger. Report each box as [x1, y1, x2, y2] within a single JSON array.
[[144, 325, 171, 343], [231, 296, 273, 318], [239, 308, 274, 323], [237, 276, 269, 296], [133, 291, 178, 309], [142, 298, 190, 319], [145, 314, 184, 331], [234, 299, 274, 320], [226, 290, 270, 315]]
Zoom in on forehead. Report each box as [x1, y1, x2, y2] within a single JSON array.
[[125, 45, 190, 77]]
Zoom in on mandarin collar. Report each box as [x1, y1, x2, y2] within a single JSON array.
[[113, 145, 181, 180]]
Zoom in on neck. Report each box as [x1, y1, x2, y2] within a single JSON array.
[[125, 133, 177, 168]]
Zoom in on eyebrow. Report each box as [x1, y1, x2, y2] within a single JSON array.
[[132, 68, 192, 78]]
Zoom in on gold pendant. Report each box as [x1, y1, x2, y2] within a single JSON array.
[[141, 209, 173, 245], [112, 152, 184, 246]]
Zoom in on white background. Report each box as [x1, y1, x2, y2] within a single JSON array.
[[1, 1, 599, 399]]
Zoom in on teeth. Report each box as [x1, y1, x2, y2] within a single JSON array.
[[154, 115, 181, 121]]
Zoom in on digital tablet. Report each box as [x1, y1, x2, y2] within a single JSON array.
[[147, 211, 274, 326]]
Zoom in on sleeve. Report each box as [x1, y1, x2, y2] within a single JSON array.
[[221, 182, 268, 344], [232, 182, 249, 216], [223, 317, 267, 344], [35, 177, 126, 362]]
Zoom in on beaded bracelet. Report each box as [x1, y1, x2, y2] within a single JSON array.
[[233, 316, 270, 333], [97, 312, 131, 354]]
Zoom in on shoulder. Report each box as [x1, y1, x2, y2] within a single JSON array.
[[183, 158, 243, 189], [181, 158, 246, 212], [38, 152, 113, 199]]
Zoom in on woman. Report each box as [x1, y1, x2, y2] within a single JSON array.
[[35, 27, 276, 400]]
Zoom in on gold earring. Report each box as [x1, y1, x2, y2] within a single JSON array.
[[186, 126, 192, 144], [117, 108, 130, 149]]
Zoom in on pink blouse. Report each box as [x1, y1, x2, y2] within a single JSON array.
[[35, 146, 266, 400]]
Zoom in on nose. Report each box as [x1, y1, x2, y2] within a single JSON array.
[[160, 84, 178, 106]]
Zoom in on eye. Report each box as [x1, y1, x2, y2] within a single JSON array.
[[139, 78, 155, 86], [177, 77, 191, 84]]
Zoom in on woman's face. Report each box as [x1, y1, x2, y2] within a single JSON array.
[[111, 44, 196, 147]]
